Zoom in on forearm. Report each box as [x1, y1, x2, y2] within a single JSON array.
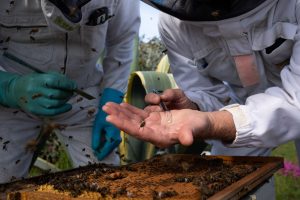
[[223, 92, 300, 148], [172, 109, 236, 146], [206, 110, 236, 143]]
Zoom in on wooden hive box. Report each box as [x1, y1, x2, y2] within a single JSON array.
[[0, 154, 283, 200]]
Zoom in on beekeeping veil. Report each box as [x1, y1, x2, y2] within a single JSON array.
[[142, 0, 267, 21], [41, 0, 91, 31]]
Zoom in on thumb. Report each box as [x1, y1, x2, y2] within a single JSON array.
[[178, 127, 194, 146], [145, 93, 161, 105], [94, 127, 121, 160], [92, 122, 102, 150], [161, 89, 182, 102]]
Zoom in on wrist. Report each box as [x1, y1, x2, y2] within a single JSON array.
[[207, 111, 236, 143], [190, 101, 200, 110], [0, 72, 20, 108]]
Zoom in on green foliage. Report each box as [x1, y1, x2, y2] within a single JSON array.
[[29, 133, 72, 176], [272, 142, 300, 200], [138, 36, 165, 71], [39, 133, 62, 164], [54, 149, 73, 170], [275, 175, 300, 200], [272, 141, 298, 163], [29, 166, 46, 177]]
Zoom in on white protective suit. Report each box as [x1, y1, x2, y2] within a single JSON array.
[[0, 0, 140, 183], [158, 0, 300, 198], [159, 0, 300, 151]]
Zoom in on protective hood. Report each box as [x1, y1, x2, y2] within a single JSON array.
[[41, 0, 91, 32], [48, 0, 91, 23], [142, 0, 267, 21]]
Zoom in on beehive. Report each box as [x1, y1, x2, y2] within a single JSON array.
[[0, 154, 283, 200]]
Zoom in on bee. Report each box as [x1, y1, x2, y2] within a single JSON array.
[[139, 120, 146, 128], [30, 28, 39, 34], [25, 139, 38, 152], [10, 176, 16, 182], [3, 141, 10, 145], [87, 108, 96, 116], [211, 10, 220, 18], [76, 97, 83, 103], [31, 93, 43, 99]]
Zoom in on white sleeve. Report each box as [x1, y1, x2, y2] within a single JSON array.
[[158, 13, 230, 111], [101, 0, 140, 93], [224, 5, 300, 148]]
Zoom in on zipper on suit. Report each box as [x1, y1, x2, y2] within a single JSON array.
[[63, 33, 68, 74]]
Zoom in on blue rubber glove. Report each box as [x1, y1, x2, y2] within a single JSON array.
[[92, 88, 124, 160], [0, 71, 77, 116]]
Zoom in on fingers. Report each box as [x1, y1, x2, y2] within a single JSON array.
[[104, 103, 160, 142], [103, 102, 146, 129], [41, 103, 72, 116], [43, 73, 77, 90], [26, 103, 72, 116], [120, 103, 149, 119], [145, 92, 161, 105], [145, 89, 186, 110], [25, 86, 73, 102], [35, 97, 70, 108], [144, 105, 162, 113], [105, 105, 179, 148], [160, 88, 183, 101], [93, 126, 121, 160], [106, 114, 141, 137], [43, 88, 74, 99], [92, 123, 101, 150], [104, 102, 148, 121]]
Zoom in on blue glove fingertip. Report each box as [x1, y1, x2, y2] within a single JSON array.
[[94, 138, 121, 160], [92, 120, 101, 150], [92, 88, 124, 160]]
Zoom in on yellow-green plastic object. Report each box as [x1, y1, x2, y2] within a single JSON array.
[[120, 55, 207, 165], [119, 71, 178, 165], [155, 54, 170, 73]]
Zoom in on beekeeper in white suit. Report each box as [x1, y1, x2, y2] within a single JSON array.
[[103, 0, 300, 198], [0, 0, 140, 183]]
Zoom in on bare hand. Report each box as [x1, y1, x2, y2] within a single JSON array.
[[144, 89, 198, 113], [103, 102, 217, 148]]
